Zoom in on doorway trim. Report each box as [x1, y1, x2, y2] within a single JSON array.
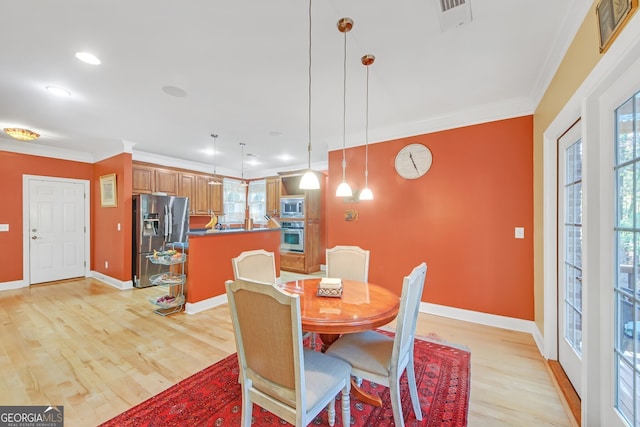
[[542, 10, 640, 425], [22, 175, 91, 287]]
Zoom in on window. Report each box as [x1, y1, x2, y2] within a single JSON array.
[[222, 178, 247, 223], [614, 89, 640, 426], [248, 180, 266, 223]]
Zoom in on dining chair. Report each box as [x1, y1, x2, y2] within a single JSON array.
[[232, 249, 277, 284], [325, 262, 427, 427], [326, 245, 370, 282], [225, 278, 351, 427]]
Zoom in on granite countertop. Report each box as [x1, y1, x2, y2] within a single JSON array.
[[187, 227, 281, 236]]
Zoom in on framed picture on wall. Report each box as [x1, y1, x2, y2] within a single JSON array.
[[100, 173, 117, 207], [597, 0, 633, 53]]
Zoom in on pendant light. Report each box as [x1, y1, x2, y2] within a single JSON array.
[[359, 54, 374, 201], [240, 142, 248, 186], [208, 133, 222, 185], [299, 0, 320, 190], [335, 17, 354, 197]]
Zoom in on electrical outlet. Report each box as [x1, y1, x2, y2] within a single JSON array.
[[515, 227, 525, 239], [0, 224, 9, 232], [105, 261, 109, 269]]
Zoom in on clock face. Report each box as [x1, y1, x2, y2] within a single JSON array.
[[394, 143, 432, 179]]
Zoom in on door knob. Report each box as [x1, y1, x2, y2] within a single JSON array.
[[31, 236, 39, 240]]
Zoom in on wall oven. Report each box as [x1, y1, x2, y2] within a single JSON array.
[[281, 221, 304, 252]]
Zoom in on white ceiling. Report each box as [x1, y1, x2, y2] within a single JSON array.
[[0, 0, 588, 178]]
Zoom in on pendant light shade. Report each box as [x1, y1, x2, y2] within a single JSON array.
[[359, 187, 373, 200], [299, 0, 320, 190], [300, 170, 320, 189], [360, 54, 375, 201], [336, 17, 353, 197]]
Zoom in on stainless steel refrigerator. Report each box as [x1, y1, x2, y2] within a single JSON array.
[[132, 194, 190, 288]]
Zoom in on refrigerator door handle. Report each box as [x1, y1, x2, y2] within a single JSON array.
[[164, 205, 169, 243], [168, 207, 173, 242]]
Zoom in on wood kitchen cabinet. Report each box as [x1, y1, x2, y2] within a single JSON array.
[[279, 170, 324, 274], [193, 174, 212, 215], [209, 180, 223, 215], [266, 177, 281, 217], [154, 168, 179, 195], [179, 173, 197, 214], [132, 165, 154, 194]]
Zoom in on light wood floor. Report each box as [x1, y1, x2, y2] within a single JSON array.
[[0, 278, 577, 427]]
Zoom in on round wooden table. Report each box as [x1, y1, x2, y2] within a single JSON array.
[[280, 278, 400, 336], [280, 278, 400, 407]]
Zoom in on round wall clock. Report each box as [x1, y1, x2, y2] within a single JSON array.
[[394, 143, 432, 179]]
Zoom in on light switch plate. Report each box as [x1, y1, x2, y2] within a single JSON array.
[[515, 227, 524, 239], [0, 224, 9, 232]]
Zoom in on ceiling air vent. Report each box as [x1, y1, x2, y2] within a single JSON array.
[[436, 0, 472, 32]]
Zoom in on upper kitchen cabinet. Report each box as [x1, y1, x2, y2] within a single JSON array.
[[266, 177, 281, 217], [209, 179, 223, 215], [154, 168, 179, 195], [193, 175, 210, 215], [132, 164, 154, 194], [179, 173, 197, 214]]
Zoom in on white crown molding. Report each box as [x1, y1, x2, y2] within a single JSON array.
[[328, 96, 535, 152], [530, 0, 594, 108], [0, 139, 93, 163]]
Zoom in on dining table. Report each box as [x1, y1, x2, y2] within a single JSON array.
[[280, 277, 400, 406]]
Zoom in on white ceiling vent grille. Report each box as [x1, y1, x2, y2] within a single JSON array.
[[437, 0, 472, 32]]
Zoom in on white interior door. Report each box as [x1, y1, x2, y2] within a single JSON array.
[[28, 178, 86, 284], [558, 121, 583, 397]]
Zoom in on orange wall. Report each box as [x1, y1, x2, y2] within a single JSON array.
[[327, 116, 534, 320], [0, 151, 93, 283], [92, 153, 132, 282], [187, 230, 281, 302], [0, 151, 132, 284]]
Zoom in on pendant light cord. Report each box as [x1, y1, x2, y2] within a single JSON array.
[[341, 27, 347, 181], [307, 0, 312, 169], [364, 64, 369, 186]]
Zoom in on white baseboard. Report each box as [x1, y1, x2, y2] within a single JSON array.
[[421, 302, 538, 335], [90, 271, 134, 290], [185, 294, 228, 314], [0, 280, 27, 291]]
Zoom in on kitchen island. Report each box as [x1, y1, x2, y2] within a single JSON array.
[[184, 227, 281, 313]]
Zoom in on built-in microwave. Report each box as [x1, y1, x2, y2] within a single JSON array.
[[281, 221, 304, 252], [280, 196, 304, 218]]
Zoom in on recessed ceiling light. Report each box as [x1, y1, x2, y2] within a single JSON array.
[[162, 86, 187, 97], [45, 86, 71, 97], [75, 52, 101, 65]]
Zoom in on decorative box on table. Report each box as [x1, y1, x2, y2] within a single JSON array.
[[317, 277, 343, 298]]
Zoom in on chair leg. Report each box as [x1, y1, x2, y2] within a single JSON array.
[[327, 396, 336, 426], [341, 379, 351, 426], [406, 356, 423, 420], [389, 376, 404, 427], [241, 393, 252, 427]]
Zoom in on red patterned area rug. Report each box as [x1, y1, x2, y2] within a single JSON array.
[[99, 333, 470, 427]]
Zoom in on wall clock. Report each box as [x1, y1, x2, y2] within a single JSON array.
[[394, 143, 432, 179]]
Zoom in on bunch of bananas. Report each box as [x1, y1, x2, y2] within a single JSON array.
[[205, 214, 218, 229]]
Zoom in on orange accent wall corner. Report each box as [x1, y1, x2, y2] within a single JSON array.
[[326, 116, 534, 320]]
